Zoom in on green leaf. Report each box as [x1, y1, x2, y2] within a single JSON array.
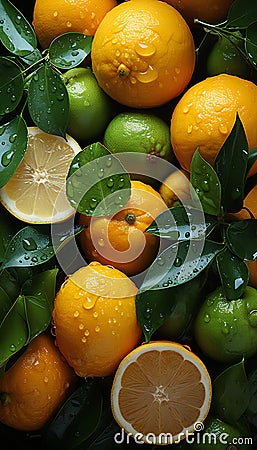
[[246, 23, 257, 69], [0, 115, 28, 188], [0, 0, 37, 55], [49, 33, 93, 69], [20, 48, 43, 66], [0, 57, 24, 116], [139, 239, 223, 293], [0, 204, 21, 262], [145, 206, 217, 240], [227, 0, 257, 28], [45, 381, 102, 449], [136, 271, 207, 342], [0, 268, 20, 301], [1, 224, 83, 269], [247, 147, 257, 175], [67, 142, 131, 216], [22, 269, 58, 341], [0, 286, 12, 323], [214, 113, 249, 213], [0, 295, 27, 365], [216, 247, 249, 300], [190, 149, 221, 215], [28, 63, 69, 138], [227, 219, 257, 260], [245, 172, 257, 196], [247, 368, 257, 415], [212, 359, 250, 424]]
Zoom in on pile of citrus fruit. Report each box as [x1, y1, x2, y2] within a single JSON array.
[[1, 0, 257, 448]]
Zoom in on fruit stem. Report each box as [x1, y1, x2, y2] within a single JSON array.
[[125, 213, 136, 224], [117, 64, 130, 78], [0, 392, 11, 406]]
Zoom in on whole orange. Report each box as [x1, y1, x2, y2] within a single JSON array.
[[32, 0, 118, 49], [78, 180, 167, 276], [164, 0, 234, 26], [0, 334, 76, 431], [52, 262, 142, 377], [170, 74, 257, 176], [91, 0, 195, 108]]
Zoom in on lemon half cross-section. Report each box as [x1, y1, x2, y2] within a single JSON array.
[[0, 127, 82, 224]]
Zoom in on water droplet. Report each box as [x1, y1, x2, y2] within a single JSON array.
[[118, 177, 125, 188], [22, 238, 38, 252], [47, 394, 52, 400], [204, 313, 210, 323], [90, 198, 97, 209], [1, 150, 14, 167], [11, 94, 16, 102], [112, 330, 116, 336], [207, 297, 214, 306], [185, 231, 191, 238], [113, 318, 117, 324], [219, 123, 228, 135], [79, 323, 84, 330], [135, 42, 156, 57], [66, 21, 72, 27], [201, 180, 209, 192], [9, 133, 17, 143], [84, 329, 90, 336], [187, 124, 193, 134], [98, 238, 105, 247], [73, 310, 80, 318], [106, 156, 112, 167], [107, 177, 114, 188], [221, 322, 230, 334], [31, 256, 38, 263], [174, 257, 182, 267], [10, 344, 16, 352], [71, 50, 79, 56], [95, 325, 100, 332], [248, 310, 257, 327], [175, 67, 180, 74], [98, 168, 104, 178], [93, 311, 98, 318], [43, 376, 49, 383], [0, 126, 6, 136], [135, 65, 158, 83], [157, 256, 165, 266], [83, 296, 97, 310], [81, 337, 87, 343]]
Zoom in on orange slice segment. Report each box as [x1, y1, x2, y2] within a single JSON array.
[[111, 341, 212, 445]]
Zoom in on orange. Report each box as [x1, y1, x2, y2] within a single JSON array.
[[0, 334, 76, 431], [247, 260, 257, 289], [163, 0, 234, 26], [32, 0, 118, 49], [91, 0, 195, 108], [230, 184, 257, 220], [52, 262, 142, 378], [159, 168, 191, 207], [170, 74, 257, 176], [78, 180, 167, 276], [111, 341, 212, 445]]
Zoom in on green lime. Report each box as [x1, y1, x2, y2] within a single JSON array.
[[193, 286, 257, 363], [63, 67, 113, 144], [188, 415, 252, 450], [103, 111, 173, 161], [206, 34, 251, 79]]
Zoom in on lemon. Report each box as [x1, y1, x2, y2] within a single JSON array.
[[0, 127, 82, 224], [63, 67, 113, 144], [193, 286, 257, 363], [103, 111, 173, 161]]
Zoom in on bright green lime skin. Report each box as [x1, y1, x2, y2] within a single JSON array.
[[63, 67, 113, 144], [103, 111, 173, 161], [206, 35, 251, 79], [194, 286, 257, 363]]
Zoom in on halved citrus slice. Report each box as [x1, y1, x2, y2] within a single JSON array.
[[111, 341, 212, 445], [0, 127, 82, 224]]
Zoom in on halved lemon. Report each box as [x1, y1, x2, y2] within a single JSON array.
[[0, 127, 82, 224], [111, 341, 212, 445]]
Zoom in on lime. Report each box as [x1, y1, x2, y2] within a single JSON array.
[[103, 111, 173, 161], [63, 67, 113, 144], [188, 415, 251, 450], [193, 286, 257, 363], [206, 34, 251, 79]]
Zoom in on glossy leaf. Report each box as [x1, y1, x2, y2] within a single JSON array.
[[136, 271, 207, 342], [0, 57, 24, 116], [212, 359, 250, 424], [246, 23, 257, 69], [214, 114, 248, 213], [0, 204, 21, 261], [0, 0, 37, 55], [49, 33, 93, 69], [67, 142, 131, 216], [216, 247, 249, 300], [20, 48, 43, 66], [0, 268, 20, 301], [45, 381, 102, 449], [145, 206, 217, 240], [0, 115, 28, 188], [0, 295, 27, 365], [190, 149, 221, 215], [227, 0, 257, 28], [28, 63, 69, 138], [0, 286, 11, 323], [0, 269, 57, 365], [1, 224, 83, 269], [227, 219, 257, 260], [139, 239, 223, 293]]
